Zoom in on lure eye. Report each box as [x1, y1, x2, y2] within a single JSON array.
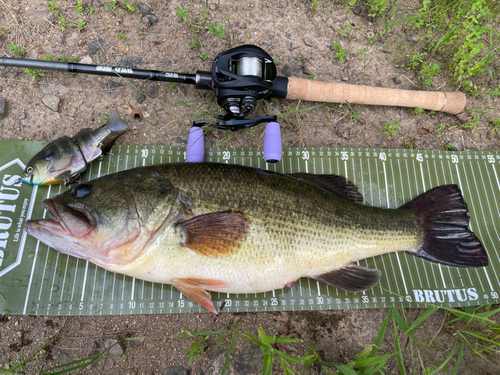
[[73, 184, 91, 198], [26, 166, 33, 174]]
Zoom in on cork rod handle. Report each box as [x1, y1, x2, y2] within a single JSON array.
[[285, 78, 466, 115]]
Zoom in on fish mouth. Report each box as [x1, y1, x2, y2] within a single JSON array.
[[20, 173, 34, 185], [36, 199, 94, 238]]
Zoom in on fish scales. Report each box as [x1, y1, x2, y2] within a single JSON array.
[[111, 163, 421, 293]]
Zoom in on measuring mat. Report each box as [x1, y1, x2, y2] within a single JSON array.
[[1, 140, 499, 316]]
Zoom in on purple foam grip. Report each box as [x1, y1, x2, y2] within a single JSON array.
[[263, 122, 282, 163], [186, 126, 205, 163]]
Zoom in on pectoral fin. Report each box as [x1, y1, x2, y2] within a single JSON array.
[[312, 264, 381, 293], [176, 211, 250, 258], [172, 278, 228, 314]]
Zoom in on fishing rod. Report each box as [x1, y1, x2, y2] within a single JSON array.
[[0, 44, 466, 163]]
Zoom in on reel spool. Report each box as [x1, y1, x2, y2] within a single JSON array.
[[212, 45, 277, 118]]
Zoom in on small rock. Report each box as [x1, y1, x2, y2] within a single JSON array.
[[164, 365, 191, 375], [132, 129, 139, 135], [352, 5, 362, 15], [154, 103, 163, 112], [79, 104, 87, 111], [86, 39, 104, 54], [146, 82, 159, 98], [301, 62, 313, 75], [136, 90, 146, 104], [392, 77, 402, 85], [446, 141, 464, 151], [137, 2, 152, 16], [71, 32, 78, 39], [233, 346, 263, 374], [19, 112, 26, 120], [366, 31, 375, 39], [409, 35, 420, 43], [146, 33, 161, 44], [142, 14, 158, 26], [40, 83, 69, 96], [282, 39, 293, 50], [115, 56, 143, 69], [107, 80, 123, 91], [98, 49, 107, 64], [59, 352, 71, 364], [79, 55, 93, 65], [269, 34, 274, 39], [341, 72, 349, 82], [88, 341, 100, 357], [209, 4, 216, 10], [60, 34, 67, 46], [0, 99, 6, 120], [105, 339, 125, 356], [342, 129, 351, 140], [170, 136, 187, 147], [303, 38, 313, 47], [42, 95, 60, 112]]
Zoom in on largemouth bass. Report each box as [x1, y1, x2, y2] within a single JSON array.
[[25, 163, 488, 313], [20, 111, 129, 185]]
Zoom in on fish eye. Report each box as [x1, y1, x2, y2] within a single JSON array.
[[73, 184, 92, 198], [26, 166, 33, 174]]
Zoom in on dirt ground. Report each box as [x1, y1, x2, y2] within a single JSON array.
[[0, 0, 499, 374]]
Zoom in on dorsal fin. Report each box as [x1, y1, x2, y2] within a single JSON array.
[[291, 173, 363, 203], [74, 128, 93, 138]]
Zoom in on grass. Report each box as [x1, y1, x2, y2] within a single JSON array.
[[0, 337, 140, 373], [174, 317, 395, 374], [332, 42, 348, 63], [8, 43, 26, 56], [24, 68, 45, 81], [380, 121, 399, 137], [365, 0, 500, 91]]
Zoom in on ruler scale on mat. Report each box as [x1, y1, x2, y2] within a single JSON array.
[[0, 140, 499, 316]]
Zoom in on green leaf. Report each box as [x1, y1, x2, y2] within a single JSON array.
[[262, 353, 273, 375], [405, 308, 439, 334], [390, 308, 426, 347], [332, 363, 357, 375], [355, 352, 395, 367], [221, 332, 237, 375], [392, 313, 406, 375], [274, 337, 302, 343], [354, 345, 373, 361], [429, 341, 458, 375], [451, 342, 465, 375]]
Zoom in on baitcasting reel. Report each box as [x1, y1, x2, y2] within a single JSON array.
[[212, 45, 277, 118]]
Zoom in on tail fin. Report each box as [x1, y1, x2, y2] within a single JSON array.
[[403, 185, 488, 268], [106, 111, 129, 132]]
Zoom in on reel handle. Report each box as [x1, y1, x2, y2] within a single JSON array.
[[284, 77, 466, 115]]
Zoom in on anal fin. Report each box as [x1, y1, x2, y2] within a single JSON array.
[[172, 278, 228, 314], [312, 264, 381, 293]]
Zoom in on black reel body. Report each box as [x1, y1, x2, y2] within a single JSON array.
[[212, 45, 277, 118]]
